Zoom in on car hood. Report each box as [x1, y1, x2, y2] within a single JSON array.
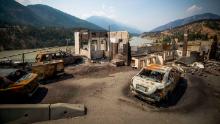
[[132, 75, 165, 95]]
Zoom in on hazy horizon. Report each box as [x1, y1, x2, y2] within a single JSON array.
[[15, 0, 220, 31]]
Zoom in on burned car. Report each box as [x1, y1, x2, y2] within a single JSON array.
[[35, 51, 82, 65], [0, 58, 28, 68], [0, 69, 39, 97], [130, 64, 181, 102], [32, 60, 64, 80]]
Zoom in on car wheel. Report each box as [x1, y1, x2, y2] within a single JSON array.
[[164, 91, 171, 102]]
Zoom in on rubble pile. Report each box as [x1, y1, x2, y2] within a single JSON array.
[[186, 66, 204, 76], [203, 60, 220, 76], [186, 60, 220, 76]]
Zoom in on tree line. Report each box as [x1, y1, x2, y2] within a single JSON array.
[[0, 25, 74, 50]]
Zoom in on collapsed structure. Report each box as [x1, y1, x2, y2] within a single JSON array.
[[74, 29, 216, 69], [74, 29, 131, 65], [130, 32, 214, 69]]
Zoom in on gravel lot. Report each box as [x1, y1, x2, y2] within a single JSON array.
[[1, 62, 219, 124], [30, 63, 220, 124]]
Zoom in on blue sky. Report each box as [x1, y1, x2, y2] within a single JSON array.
[[16, 0, 220, 31]]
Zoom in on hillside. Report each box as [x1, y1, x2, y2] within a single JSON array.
[[27, 5, 104, 30], [0, 0, 105, 50], [0, 0, 104, 30], [141, 20, 220, 42], [151, 13, 220, 32], [0, 0, 43, 26], [0, 26, 75, 50], [86, 16, 141, 35]]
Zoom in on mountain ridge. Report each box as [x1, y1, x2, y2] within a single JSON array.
[[0, 0, 104, 30], [141, 19, 220, 42], [151, 13, 220, 32], [86, 16, 142, 34]]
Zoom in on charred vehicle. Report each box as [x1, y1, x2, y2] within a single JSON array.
[[35, 51, 82, 65], [0, 69, 39, 97], [0, 58, 28, 68], [130, 64, 181, 102], [32, 60, 64, 80]]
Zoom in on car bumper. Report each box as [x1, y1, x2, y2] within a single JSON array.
[[0, 84, 39, 97], [130, 85, 161, 102]]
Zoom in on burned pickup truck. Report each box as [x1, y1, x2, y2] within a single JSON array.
[[130, 64, 181, 102]]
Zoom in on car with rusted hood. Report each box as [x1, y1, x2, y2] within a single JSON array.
[[130, 64, 181, 102], [35, 51, 82, 65], [0, 69, 39, 97], [32, 60, 64, 80]]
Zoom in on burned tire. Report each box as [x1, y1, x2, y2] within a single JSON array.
[[163, 91, 172, 103]]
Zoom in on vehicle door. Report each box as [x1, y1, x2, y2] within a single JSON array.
[[164, 70, 175, 92], [60, 52, 70, 64], [168, 69, 179, 91]]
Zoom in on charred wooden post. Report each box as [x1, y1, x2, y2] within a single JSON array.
[[123, 42, 131, 66]]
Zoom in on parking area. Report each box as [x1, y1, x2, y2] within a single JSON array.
[[24, 63, 219, 124], [1, 62, 220, 124]]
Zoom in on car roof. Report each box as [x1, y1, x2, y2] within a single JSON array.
[[37, 50, 68, 55], [143, 64, 172, 73]]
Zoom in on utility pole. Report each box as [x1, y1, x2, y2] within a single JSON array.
[[183, 30, 188, 57], [173, 38, 178, 60], [66, 38, 71, 53], [108, 25, 112, 60]]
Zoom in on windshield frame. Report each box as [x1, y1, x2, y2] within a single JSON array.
[[138, 68, 165, 83]]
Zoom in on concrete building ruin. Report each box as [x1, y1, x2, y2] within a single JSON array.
[[74, 29, 109, 60], [109, 31, 130, 65], [131, 51, 175, 69], [176, 40, 213, 59], [130, 34, 214, 69], [74, 29, 130, 65]]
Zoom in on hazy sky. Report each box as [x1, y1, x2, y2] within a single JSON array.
[[16, 0, 220, 31]]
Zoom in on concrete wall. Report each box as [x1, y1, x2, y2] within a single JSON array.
[[176, 50, 191, 58], [131, 56, 159, 69], [100, 40, 107, 51], [80, 49, 90, 58], [75, 31, 109, 60], [131, 45, 163, 56], [91, 50, 104, 59], [109, 31, 129, 44], [162, 51, 174, 61], [75, 30, 130, 61], [0, 103, 85, 124], [74, 32, 80, 55]]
